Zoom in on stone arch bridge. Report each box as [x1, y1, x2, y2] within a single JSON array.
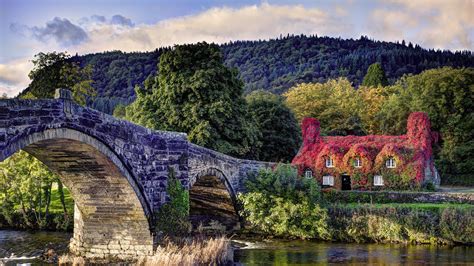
[[0, 89, 273, 258]]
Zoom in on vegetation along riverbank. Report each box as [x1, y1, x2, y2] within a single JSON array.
[[239, 165, 474, 245]]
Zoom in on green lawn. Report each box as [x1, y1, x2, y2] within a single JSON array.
[[12, 187, 74, 214], [49, 187, 74, 214]]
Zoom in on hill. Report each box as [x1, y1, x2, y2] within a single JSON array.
[[25, 35, 474, 114]]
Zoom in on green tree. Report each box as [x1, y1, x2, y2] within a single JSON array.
[[125, 42, 260, 157], [362, 63, 389, 87], [0, 151, 58, 228], [246, 91, 301, 162], [112, 103, 127, 119], [23, 52, 96, 106], [154, 168, 190, 235]]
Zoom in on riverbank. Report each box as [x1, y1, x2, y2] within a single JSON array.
[[238, 203, 473, 245]]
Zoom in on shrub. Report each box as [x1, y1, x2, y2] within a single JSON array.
[[239, 164, 328, 239], [154, 168, 190, 235], [440, 208, 474, 243]]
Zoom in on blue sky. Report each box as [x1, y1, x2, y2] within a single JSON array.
[[0, 0, 473, 96]]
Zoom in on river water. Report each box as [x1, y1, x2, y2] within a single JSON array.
[[1, 230, 473, 265]]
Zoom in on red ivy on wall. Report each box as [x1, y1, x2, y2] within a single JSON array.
[[292, 112, 436, 190]]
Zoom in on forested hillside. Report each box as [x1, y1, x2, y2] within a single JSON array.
[[222, 35, 473, 94], [22, 35, 473, 114]]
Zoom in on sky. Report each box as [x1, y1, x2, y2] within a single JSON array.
[[0, 0, 473, 97]]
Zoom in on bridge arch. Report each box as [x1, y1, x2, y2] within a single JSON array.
[[2, 127, 153, 258], [189, 167, 241, 231]]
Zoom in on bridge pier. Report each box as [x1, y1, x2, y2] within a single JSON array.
[[69, 204, 153, 259]]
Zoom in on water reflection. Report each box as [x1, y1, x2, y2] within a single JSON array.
[[1, 230, 473, 265], [0, 230, 71, 261], [234, 240, 474, 265]]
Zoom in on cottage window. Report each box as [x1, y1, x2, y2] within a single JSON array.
[[325, 157, 334, 168], [374, 175, 384, 186], [354, 158, 362, 168], [322, 175, 334, 186], [304, 169, 313, 178], [386, 157, 396, 168]]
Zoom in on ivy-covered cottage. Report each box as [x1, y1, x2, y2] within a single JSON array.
[[292, 112, 440, 190]]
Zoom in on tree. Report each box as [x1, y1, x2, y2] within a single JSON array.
[[356, 85, 393, 134], [0, 151, 58, 228], [112, 103, 127, 119], [23, 52, 96, 106], [362, 63, 389, 87], [246, 91, 301, 162], [154, 168, 190, 235], [125, 42, 260, 157], [26, 52, 70, 99], [378, 67, 474, 185], [284, 78, 364, 136]]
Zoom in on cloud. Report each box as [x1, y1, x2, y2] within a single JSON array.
[[91, 15, 107, 23], [11, 17, 89, 47], [111, 15, 134, 27], [74, 3, 351, 53], [369, 0, 473, 50], [0, 58, 33, 96], [79, 14, 134, 28], [370, 10, 418, 41], [5, 3, 351, 96]]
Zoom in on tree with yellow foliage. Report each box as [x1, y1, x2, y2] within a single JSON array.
[[284, 78, 364, 136]]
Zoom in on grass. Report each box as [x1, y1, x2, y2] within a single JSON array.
[[48, 187, 74, 214], [58, 236, 233, 265], [137, 236, 232, 265], [12, 186, 74, 214], [338, 202, 474, 210]]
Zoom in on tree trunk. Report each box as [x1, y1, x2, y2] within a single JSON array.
[[57, 179, 68, 217], [44, 181, 52, 218]]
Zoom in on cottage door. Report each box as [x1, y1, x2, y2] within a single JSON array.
[[341, 175, 351, 190]]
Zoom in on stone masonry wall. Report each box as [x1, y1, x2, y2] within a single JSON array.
[[0, 89, 275, 258]]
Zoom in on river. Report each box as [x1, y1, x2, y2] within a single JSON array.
[[1, 230, 473, 265]]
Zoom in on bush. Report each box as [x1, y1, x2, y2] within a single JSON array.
[[154, 168, 190, 235], [440, 208, 474, 243], [327, 205, 473, 244], [239, 164, 328, 239]]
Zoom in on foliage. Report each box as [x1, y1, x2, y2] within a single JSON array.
[[328, 204, 473, 244], [362, 63, 388, 87], [223, 35, 472, 94], [322, 191, 473, 204], [22, 35, 473, 114], [439, 207, 474, 243], [284, 78, 364, 135], [21, 52, 97, 106], [112, 103, 127, 119], [293, 111, 434, 189], [378, 67, 474, 185], [239, 164, 328, 239], [125, 42, 260, 158], [0, 151, 72, 230], [245, 90, 301, 162], [154, 168, 190, 235]]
